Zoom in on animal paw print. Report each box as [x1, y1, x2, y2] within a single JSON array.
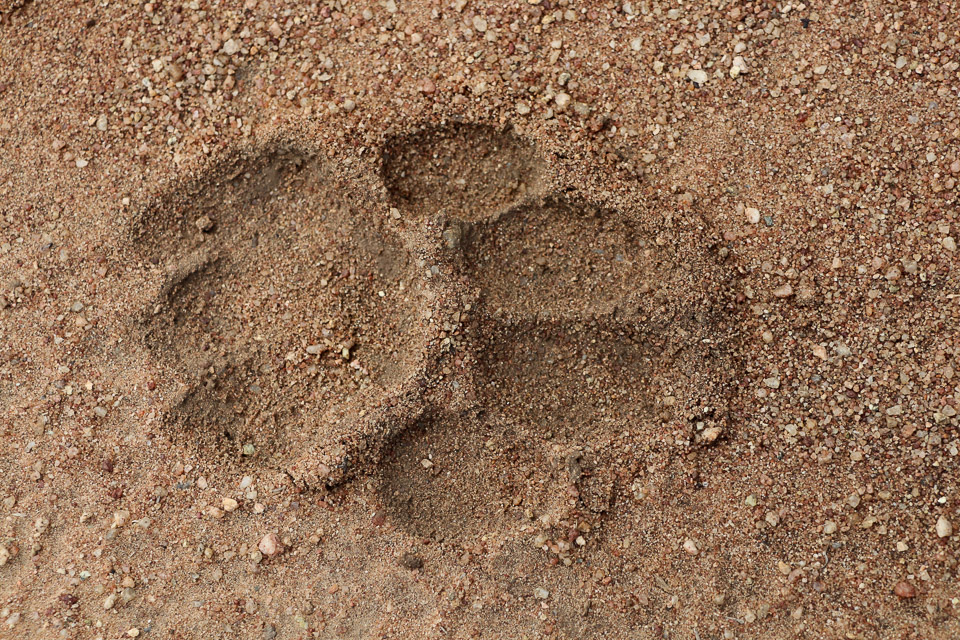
[[130, 126, 737, 546], [372, 124, 739, 542], [130, 142, 430, 475]]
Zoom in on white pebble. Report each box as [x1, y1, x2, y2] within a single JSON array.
[[936, 516, 953, 538], [258, 533, 282, 557]]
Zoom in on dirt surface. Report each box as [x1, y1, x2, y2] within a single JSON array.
[[1, 1, 959, 639]]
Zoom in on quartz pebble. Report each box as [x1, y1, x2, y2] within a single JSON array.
[[258, 533, 282, 557], [936, 516, 953, 538], [700, 426, 721, 444], [772, 284, 794, 298]]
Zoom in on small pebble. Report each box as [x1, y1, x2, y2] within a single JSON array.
[[936, 516, 952, 538], [894, 581, 917, 599], [400, 553, 423, 570], [773, 284, 794, 298], [221, 39, 240, 55], [195, 216, 214, 232], [700, 426, 722, 444], [258, 533, 282, 557]]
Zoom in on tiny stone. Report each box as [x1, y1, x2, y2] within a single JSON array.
[[745, 207, 760, 224], [682, 538, 699, 555], [195, 216, 214, 232], [221, 39, 240, 55], [894, 581, 917, 599], [533, 587, 550, 600], [400, 553, 423, 570], [700, 426, 722, 444], [258, 533, 282, 557], [111, 510, 130, 528], [823, 520, 837, 534], [730, 56, 748, 78], [936, 516, 952, 538], [773, 284, 794, 298], [222, 498, 239, 512], [687, 69, 708, 85], [441, 226, 462, 250], [943, 237, 957, 252]]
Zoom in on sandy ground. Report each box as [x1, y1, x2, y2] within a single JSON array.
[[1, 1, 959, 638]]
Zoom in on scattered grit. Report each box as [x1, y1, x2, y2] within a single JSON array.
[[1, 1, 959, 639]]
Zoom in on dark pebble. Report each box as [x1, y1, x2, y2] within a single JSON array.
[[400, 553, 423, 570]]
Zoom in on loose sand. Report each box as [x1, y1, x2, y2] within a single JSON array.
[[0, 1, 959, 638]]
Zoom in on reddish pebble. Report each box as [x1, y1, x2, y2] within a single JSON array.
[[894, 581, 916, 599], [147, 380, 156, 391]]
